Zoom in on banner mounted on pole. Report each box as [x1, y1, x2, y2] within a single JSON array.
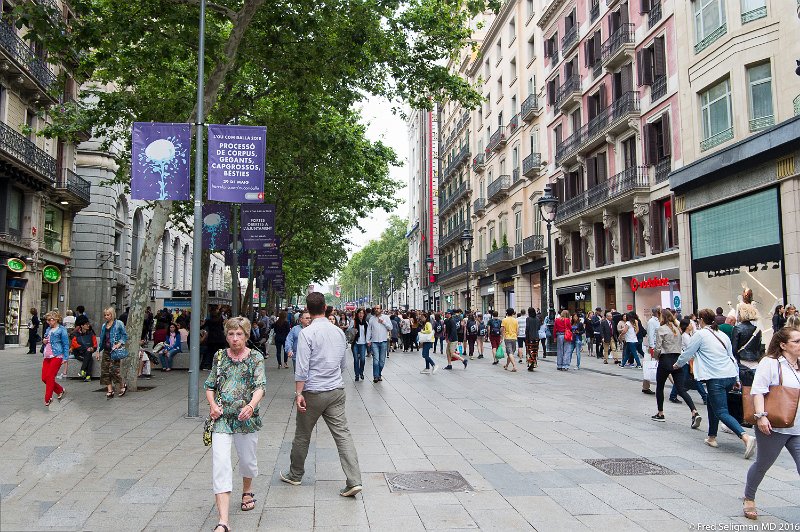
[[207, 124, 267, 203], [131, 122, 191, 200], [240, 204, 275, 249], [201, 203, 231, 250]]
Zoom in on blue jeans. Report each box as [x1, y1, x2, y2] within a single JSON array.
[[705, 377, 745, 438], [353, 343, 367, 378], [160, 348, 180, 369], [622, 342, 641, 366], [569, 337, 582, 368], [421, 342, 435, 369], [671, 365, 708, 401], [371, 341, 387, 379], [556, 333, 567, 368], [434, 336, 445, 353]]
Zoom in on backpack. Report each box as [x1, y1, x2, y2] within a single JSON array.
[[490, 319, 501, 336], [468, 320, 478, 334], [478, 322, 487, 336], [435, 322, 443, 334]]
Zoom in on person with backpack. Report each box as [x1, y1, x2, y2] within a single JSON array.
[[466, 312, 479, 360], [488, 311, 503, 364], [475, 313, 487, 359], [444, 310, 467, 370], [432, 314, 445, 354]]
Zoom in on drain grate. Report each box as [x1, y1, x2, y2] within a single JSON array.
[[584, 458, 677, 476], [385, 471, 473, 493]]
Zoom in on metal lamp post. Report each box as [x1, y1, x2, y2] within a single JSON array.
[[389, 273, 395, 310], [460, 229, 473, 311], [536, 184, 559, 356], [402, 266, 410, 310], [378, 277, 384, 308], [424, 259, 433, 312]]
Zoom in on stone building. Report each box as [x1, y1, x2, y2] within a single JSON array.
[[0, 1, 90, 349]]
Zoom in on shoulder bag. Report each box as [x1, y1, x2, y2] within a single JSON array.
[[743, 358, 800, 428], [563, 320, 573, 342]]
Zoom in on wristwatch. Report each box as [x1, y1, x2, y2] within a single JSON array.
[[753, 412, 768, 419]]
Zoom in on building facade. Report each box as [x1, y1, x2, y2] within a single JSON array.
[[0, 1, 91, 349], [70, 139, 226, 326], [406, 107, 440, 310], [669, 0, 800, 343], [541, 0, 682, 319]]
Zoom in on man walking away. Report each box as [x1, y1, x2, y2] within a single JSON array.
[[444, 310, 467, 370], [592, 308, 603, 358], [280, 292, 362, 497], [366, 305, 392, 382]]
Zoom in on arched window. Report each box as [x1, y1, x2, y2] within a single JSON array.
[[161, 231, 169, 285], [131, 209, 144, 272], [183, 245, 190, 289], [209, 264, 216, 290], [172, 238, 180, 288]]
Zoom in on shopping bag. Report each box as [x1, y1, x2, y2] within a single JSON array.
[[495, 343, 505, 360], [642, 359, 658, 383]]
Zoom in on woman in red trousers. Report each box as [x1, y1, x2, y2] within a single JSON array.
[[41, 311, 70, 406]]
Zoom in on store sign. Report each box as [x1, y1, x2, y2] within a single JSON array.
[[630, 276, 669, 292], [7, 258, 26, 273], [42, 265, 62, 284]]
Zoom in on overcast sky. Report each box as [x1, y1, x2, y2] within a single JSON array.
[[318, 96, 409, 291]]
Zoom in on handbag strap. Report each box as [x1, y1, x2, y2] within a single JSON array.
[[737, 327, 760, 354], [706, 328, 738, 368]]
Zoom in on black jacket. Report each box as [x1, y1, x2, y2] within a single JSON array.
[[772, 313, 786, 332], [732, 321, 762, 363], [600, 319, 614, 342], [525, 315, 540, 343]]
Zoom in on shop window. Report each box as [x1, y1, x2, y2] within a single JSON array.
[[44, 207, 63, 253], [650, 195, 678, 254], [619, 211, 645, 261]]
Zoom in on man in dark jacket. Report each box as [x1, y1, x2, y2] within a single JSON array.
[[525, 307, 540, 371], [592, 308, 603, 358], [600, 312, 619, 364]]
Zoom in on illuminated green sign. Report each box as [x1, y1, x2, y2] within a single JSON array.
[[42, 265, 62, 284], [6, 258, 26, 273]]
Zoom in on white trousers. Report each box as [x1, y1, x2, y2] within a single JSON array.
[[211, 431, 259, 494]]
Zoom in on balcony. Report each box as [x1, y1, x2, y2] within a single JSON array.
[[648, 2, 662, 28], [505, 113, 520, 139], [749, 115, 774, 133], [700, 127, 733, 152], [555, 129, 583, 166], [439, 221, 468, 249], [653, 157, 671, 184], [439, 180, 470, 215], [0, 120, 57, 183], [694, 23, 726, 55], [522, 152, 542, 178], [486, 246, 513, 268], [472, 153, 486, 173], [576, 91, 640, 157], [473, 259, 487, 274], [555, 75, 581, 112], [0, 19, 57, 98], [442, 144, 470, 181], [550, 50, 559, 67], [486, 175, 511, 204], [591, 61, 602, 80], [521, 94, 540, 122], [514, 242, 523, 259], [54, 168, 91, 207], [561, 26, 578, 55], [473, 197, 486, 216], [487, 129, 507, 153], [555, 166, 649, 224], [650, 75, 666, 102], [523, 235, 545, 256], [512, 167, 521, 186], [436, 263, 469, 285], [590, 2, 600, 22], [601, 23, 635, 70]]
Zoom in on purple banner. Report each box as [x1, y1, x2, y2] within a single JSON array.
[[131, 122, 191, 200], [202, 203, 231, 250], [240, 204, 275, 250], [207, 124, 267, 203]]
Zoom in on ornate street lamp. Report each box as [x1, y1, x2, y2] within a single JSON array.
[[389, 273, 395, 310], [378, 277, 384, 308], [460, 228, 473, 311], [403, 265, 411, 310], [537, 183, 559, 355]]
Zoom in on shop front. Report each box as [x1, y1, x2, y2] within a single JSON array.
[[2, 257, 29, 347], [39, 264, 63, 316], [521, 259, 546, 315], [625, 269, 681, 318], [497, 266, 516, 312], [690, 187, 784, 342], [557, 283, 592, 315], [478, 276, 494, 314]]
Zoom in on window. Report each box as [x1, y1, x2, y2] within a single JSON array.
[[554, 123, 563, 148], [637, 36, 666, 88], [584, 30, 602, 70], [496, 39, 502, 64], [533, 203, 542, 237], [622, 136, 637, 168], [526, 0, 534, 20], [530, 128, 539, 153], [527, 35, 536, 64], [489, 226, 496, 248], [25, 109, 36, 142], [514, 211, 522, 245], [500, 158, 506, 174], [511, 95, 517, 115], [527, 76, 536, 97], [594, 222, 607, 267], [161, 232, 169, 285], [586, 152, 607, 188], [477, 108, 483, 129], [114, 232, 123, 268], [479, 178, 485, 198], [0, 85, 5, 118], [5, 186, 22, 233], [509, 58, 517, 84], [512, 146, 519, 171], [619, 211, 645, 261], [44, 207, 63, 253], [571, 232, 589, 273], [650, 195, 678, 254], [700, 78, 733, 150], [555, 238, 568, 276], [484, 59, 490, 78], [508, 19, 516, 43], [644, 114, 671, 166], [694, 0, 726, 52], [498, 111, 504, 129], [497, 77, 503, 101], [747, 62, 773, 131], [544, 33, 558, 60]]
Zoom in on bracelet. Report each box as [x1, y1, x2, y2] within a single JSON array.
[[245, 404, 254, 412]]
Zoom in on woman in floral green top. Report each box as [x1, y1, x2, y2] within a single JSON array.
[[205, 317, 266, 532]]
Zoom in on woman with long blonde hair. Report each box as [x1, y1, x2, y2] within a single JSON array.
[[652, 309, 702, 428]]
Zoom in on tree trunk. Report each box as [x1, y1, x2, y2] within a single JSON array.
[[123, 0, 267, 390]]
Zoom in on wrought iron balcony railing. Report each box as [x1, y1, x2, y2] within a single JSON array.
[[555, 166, 649, 223], [486, 246, 513, 268], [0, 120, 56, 181], [506, 113, 520, 138], [561, 26, 578, 53], [654, 157, 671, 184], [487, 174, 511, 203], [694, 24, 726, 54], [522, 153, 542, 177], [648, 2, 662, 28], [439, 221, 468, 249], [590, 2, 600, 22], [555, 75, 581, 109], [521, 94, 539, 122], [523, 235, 545, 255], [651, 75, 666, 102], [472, 152, 485, 173], [473, 259, 487, 273], [436, 263, 469, 284], [0, 19, 57, 91], [749, 115, 774, 133], [601, 23, 634, 66], [699, 127, 733, 152], [741, 6, 766, 24], [439, 181, 469, 215], [56, 168, 91, 205], [473, 197, 486, 216]]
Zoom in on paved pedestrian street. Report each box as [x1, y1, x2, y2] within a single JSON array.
[[1, 344, 798, 531]]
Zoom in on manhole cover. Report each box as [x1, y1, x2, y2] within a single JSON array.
[[584, 458, 677, 476], [385, 471, 472, 493]]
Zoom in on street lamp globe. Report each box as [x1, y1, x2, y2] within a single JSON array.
[[460, 228, 473, 252], [537, 183, 559, 223], [389, 273, 395, 284], [403, 265, 410, 279]]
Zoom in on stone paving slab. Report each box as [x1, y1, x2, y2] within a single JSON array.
[[0, 344, 798, 531]]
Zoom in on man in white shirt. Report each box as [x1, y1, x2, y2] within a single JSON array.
[[366, 305, 393, 382]]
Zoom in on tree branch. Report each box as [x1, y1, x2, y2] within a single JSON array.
[[169, 0, 237, 20]]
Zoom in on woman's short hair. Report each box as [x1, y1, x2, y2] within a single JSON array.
[[737, 303, 760, 323], [224, 316, 251, 337], [697, 308, 718, 330], [786, 315, 800, 329], [104, 307, 116, 320], [44, 310, 62, 323]]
